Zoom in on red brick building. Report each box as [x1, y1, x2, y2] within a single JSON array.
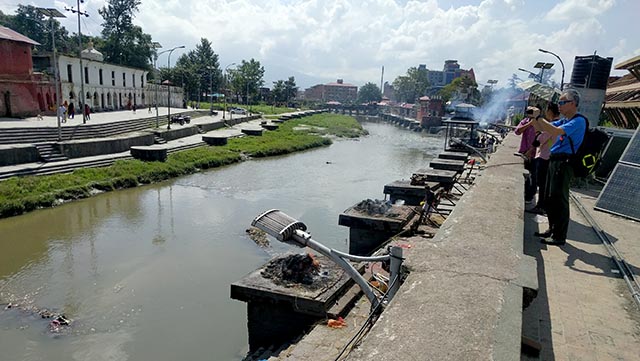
[[304, 79, 358, 104], [0, 26, 56, 117]]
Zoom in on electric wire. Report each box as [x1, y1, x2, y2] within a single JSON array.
[[570, 191, 640, 309], [333, 274, 400, 361]]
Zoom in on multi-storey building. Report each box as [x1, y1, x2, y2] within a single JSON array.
[[0, 26, 56, 117], [304, 79, 358, 103]]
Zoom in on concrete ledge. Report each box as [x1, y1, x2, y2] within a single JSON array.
[[61, 132, 154, 158], [345, 134, 536, 361], [130, 145, 167, 162], [241, 128, 264, 136], [0, 144, 39, 166], [156, 126, 199, 142], [202, 135, 228, 146], [199, 121, 226, 133]]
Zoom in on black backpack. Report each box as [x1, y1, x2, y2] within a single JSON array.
[[568, 114, 610, 178]]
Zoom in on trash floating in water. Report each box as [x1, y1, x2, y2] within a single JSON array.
[[246, 227, 270, 248], [1, 301, 72, 333], [261, 253, 321, 286]]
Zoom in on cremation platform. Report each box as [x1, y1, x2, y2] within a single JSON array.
[[383, 180, 440, 206], [413, 168, 457, 184], [339, 203, 415, 255], [438, 151, 469, 161], [231, 253, 355, 352], [429, 158, 466, 173]]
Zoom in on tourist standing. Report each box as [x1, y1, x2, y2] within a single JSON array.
[[531, 90, 587, 246], [84, 104, 91, 120], [527, 103, 558, 215], [515, 107, 537, 203], [58, 104, 66, 123], [68, 103, 75, 119]]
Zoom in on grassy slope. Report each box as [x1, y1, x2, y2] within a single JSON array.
[[0, 114, 365, 218]]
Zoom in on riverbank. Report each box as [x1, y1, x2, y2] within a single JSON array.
[[0, 113, 366, 219]]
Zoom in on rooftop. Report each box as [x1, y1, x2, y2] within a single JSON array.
[[0, 25, 40, 46]]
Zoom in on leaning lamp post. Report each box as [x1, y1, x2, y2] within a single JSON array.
[[539, 48, 565, 90], [165, 45, 185, 130]]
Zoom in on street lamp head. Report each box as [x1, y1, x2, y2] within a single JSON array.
[[539, 48, 549, 54]]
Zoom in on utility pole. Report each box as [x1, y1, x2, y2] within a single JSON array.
[[65, 1, 89, 124], [36, 8, 65, 141]]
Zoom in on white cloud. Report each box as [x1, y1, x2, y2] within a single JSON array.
[[1, 0, 638, 88]]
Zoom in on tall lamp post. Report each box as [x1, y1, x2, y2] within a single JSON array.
[[539, 48, 565, 90], [165, 45, 185, 130], [206, 65, 214, 115], [36, 8, 65, 141], [151, 42, 162, 128], [533, 62, 554, 85], [65, 0, 89, 124], [223, 63, 235, 120]]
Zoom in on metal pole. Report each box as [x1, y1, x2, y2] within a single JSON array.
[[50, 17, 61, 141], [154, 55, 159, 128], [77, 0, 86, 124], [539, 48, 566, 90], [210, 67, 213, 114], [167, 53, 172, 130]]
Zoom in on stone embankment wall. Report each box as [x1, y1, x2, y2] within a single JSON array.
[[0, 144, 39, 166], [346, 133, 536, 361], [61, 133, 154, 158]]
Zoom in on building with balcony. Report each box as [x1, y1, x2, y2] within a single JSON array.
[[304, 79, 358, 104]]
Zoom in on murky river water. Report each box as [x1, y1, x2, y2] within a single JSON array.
[[0, 119, 443, 361]]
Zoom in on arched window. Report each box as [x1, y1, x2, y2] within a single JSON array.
[[107, 92, 112, 106], [93, 92, 99, 106]]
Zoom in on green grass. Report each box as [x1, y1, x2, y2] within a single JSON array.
[[199, 102, 300, 115], [0, 113, 364, 218]]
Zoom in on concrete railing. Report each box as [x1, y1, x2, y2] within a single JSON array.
[[346, 133, 537, 361]]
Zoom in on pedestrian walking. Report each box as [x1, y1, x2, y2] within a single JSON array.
[[57, 104, 66, 123], [68, 103, 75, 119], [132, 103, 136, 113], [531, 89, 587, 246], [148, 104, 152, 113], [84, 104, 91, 120]]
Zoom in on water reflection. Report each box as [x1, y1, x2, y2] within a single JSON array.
[[0, 120, 444, 360]]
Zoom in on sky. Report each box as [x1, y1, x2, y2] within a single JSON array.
[[1, 0, 639, 90]]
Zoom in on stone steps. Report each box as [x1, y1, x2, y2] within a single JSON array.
[[35, 143, 68, 162]]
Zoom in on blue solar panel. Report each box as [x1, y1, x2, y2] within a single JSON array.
[[621, 126, 640, 165]]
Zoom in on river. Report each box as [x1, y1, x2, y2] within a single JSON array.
[[0, 118, 444, 361]]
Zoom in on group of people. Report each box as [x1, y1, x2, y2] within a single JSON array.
[[56, 101, 91, 122], [515, 89, 587, 246]]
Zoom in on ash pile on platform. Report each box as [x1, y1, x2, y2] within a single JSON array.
[[354, 199, 399, 217], [261, 253, 328, 289]]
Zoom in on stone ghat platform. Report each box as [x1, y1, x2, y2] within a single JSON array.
[[269, 134, 537, 361]]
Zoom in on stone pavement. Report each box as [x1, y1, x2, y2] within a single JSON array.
[[0, 106, 198, 128], [523, 184, 640, 360]]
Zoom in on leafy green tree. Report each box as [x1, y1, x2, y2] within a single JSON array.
[[0, 5, 74, 54], [392, 66, 429, 103], [229, 59, 265, 104], [357, 82, 382, 103], [439, 76, 481, 104], [99, 0, 153, 69], [272, 80, 286, 104], [284, 76, 298, 104], [172, 38, 220, 102]]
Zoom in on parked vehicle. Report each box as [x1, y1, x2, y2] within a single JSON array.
[[230, 107, 247, 115]]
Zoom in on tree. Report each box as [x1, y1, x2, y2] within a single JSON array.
[[172, 38, 220, 102], [284, 76, 298, 104], [392, 66, 429, 103], [439, 76, 481, 105], [229, 59, 265, 104], [0, 5, 74, 55], [99, 0, 153, 69], [272, 80, 286, 105], [357, 82, 382, 103]]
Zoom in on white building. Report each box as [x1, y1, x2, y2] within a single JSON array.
[[57, 43, 183, 111]]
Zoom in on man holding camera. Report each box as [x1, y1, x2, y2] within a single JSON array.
[[529, 89, 587, 246]]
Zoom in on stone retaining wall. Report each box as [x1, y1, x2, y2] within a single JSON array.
[[61, 133, 154, 159], [0, 144, 39, 166], [345, 133, 536, 361]]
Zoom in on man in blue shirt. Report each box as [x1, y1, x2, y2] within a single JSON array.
[[530, 89, 587, 246]]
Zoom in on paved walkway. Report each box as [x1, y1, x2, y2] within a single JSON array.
[[523, 184, 640, 360]]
